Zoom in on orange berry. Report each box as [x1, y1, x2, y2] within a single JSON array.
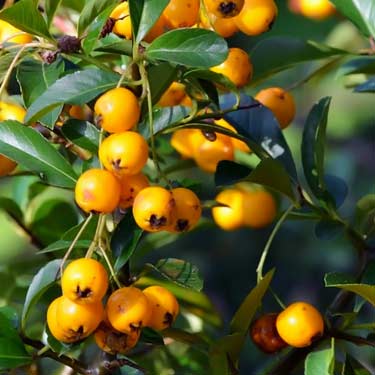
[[110, 2, 132, 39], [0, 101, 26, 122], [168, 187, 202, 232], [211, 47, 253, 88], [204, 0, 245, 18], [98, 132, 149, 176], [132, 186, 176, 232], [46, 297, 68, 343], [255, 87, 296, 129], [61, 258, 109, 304], [250, 313, 287, 353], [299, 0, 335, 20], [215, 118, 251, 153], [170, 129, 199, 159], [235, 0, 278, 36], [163, 0, 200, 29], [276, 302, 324, 348], [0, 20, 32, 44], [199, 10, 239, 38], [0, 154, 17, 176], [94, 87, 140, 133], [74, 169, 121, 213], [117, 173, 150, 209], [158, 82, 187, 107], [106, 287, 151, 334], [144, 14, 168, 43], [143, 286, 180, 331]]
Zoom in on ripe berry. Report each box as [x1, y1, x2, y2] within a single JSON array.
[[74, 168, 121, 213], [158, 82, 187, 107], [204, 0, 245, 18], [61, 258, 109, 304], [0, 20, 32, 44], [0, 155, 17, 176], [250, 313, 287, 353], [132, 186, 176, 232], [299, 0, 336, 20], [106, 287, 151, 334], [110, 2, 132, 39], [215, 118, 251, 153], [143, 286, 180, 331], [170, 129, 199, 159], [94, 87, 140, 133], [255, 87, 296, 129], [276, 302, 324, 348], [98, 132, 149, 176], [211, 47, 253, 88], [118, 173, 150, 209], [0, 101, 26, 122], [199, 10, 239, 38], [163, 0, 200, 29]]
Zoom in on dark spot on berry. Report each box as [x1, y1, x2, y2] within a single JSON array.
[[112, 159, 122, 169], [130, 188, 134, 193], [163, 312, 174, 327], [202, 130, 217, 142], [219, 2, 237, 16], [176, 219, 189, 232], [149, 214, 167, 228], [76, 285, 93, 299]]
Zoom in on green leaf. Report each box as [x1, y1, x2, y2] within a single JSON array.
[[338, 57, 375, 76], [0, 198, 23, 222], [45, 0, 62, 27], [0, 121, 77, 188], [325, 273, 375, 306], [305, 339, 335, 375], [140, 327, 164, 346], [354, 78, 375, 93], [21, 259, 61, 330], [93, 34, 133, 55], [148, 258, 204, 292], [0, 338, 31, 370], [78, 0, 114, 36], [250, 37, 346, 84], [146, 28, 228, 68], [148, 63, 178, 105], [0, 51, 19, 84], [112, 212, 144, 272], [62, 215, 99, 241], [17, 58, 65, 128], [212, 333, 246, 369], [301, 97, 335, 206], [354, 194, 375, 235], [61, 120, 100, 153], [25, 69, 119, 124], [129, 0, 169, 44], [314, 220, 344, 240], [215, 159, 297, 203], [38, 239, 91, 254], [0, 0, 51, 39], [163, 327, 208, 348], [330, 0, 375, 38], [230, 269, 274, 334], [82, 6, 117, 54], [209, 344, 229, 375]]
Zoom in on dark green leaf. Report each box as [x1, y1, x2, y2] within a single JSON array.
[[0, 198, 23, 222], [148, 258, 203, 292], [21, 259, 61, 330], [0, 307, 19, 330], [140, 327, 164, 345], [38, 239, 91, 254], [304, 339, 335, 375], [324, 175, 348, 208], [338, 57, 375, 76], [330, 0, 375, 38], [0, 338, 31, 370], [62, 215, 99, 241], [325, 273, 375, 306], [315, 220, 344, 240], [213, 333, 246, 368], [354, 194, 375, 235], [45, 0, 62, 27], [221, 93, 298, 181], [17, 58, 65, 128], [209, 344, 229, 375], [61, 120, 100, 153], [301, 97, 335, 207], [112, 212, 144, 272], [25, 69, 119, 124], [346, 355, 372, 375], [230, 269, 274, 334], [129, 0, 169, 43], [163, 327, 208, 348], [148, 63, 178, 105], [0, 0, 51, 39], [78, 0, 114, 36], [146, 28, 228, 68], [250, 37, 346, 84], [0, 51, 19, 84], [354, 78, 375, 93], [215, 159, 297, 203], [93, 34, 133, 55], [0, 121, 77, 188]]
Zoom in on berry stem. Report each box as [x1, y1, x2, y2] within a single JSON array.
[[85, 213, 106, 258], [98, 244, 122, 289], [256, 204, 294, 284], [60, 213, 93, 276]]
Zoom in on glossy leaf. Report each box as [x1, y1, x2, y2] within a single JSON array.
[[61, 120, 100, 153], [78, 0, 114, 36], [93, 34, 133, 55], [17, 58, 65, 128], [0, 52, 19, 84], [325, 273, 375, 306], [129, 0, 169, 43], [354, 78, 375, 93], [220, 93, 298, 181], [250, 37, 346, 84], [45, 0, 62, 26], [0, 121, 77, 188], [305, 339, 335, 375], [112, 212, 144, 272], [0, 339, 31, 370], [338, 57, 375, 76], [148, 258, 204, 291], [21, 259, 61, 330], [62, 215, 99, 241], [230, 269, 274, 334], [330, 0, 375, 38], [148, 63, 178, 105], [215, 159, 296, 203], [0, 0, 51, 39], [301, 97, 335, 206], [38, 239, 91, 254], [25, 69, 119, 124], [147, 28, 228, 68]]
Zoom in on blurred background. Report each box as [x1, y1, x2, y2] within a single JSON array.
[[0, 0, 374, 374]]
